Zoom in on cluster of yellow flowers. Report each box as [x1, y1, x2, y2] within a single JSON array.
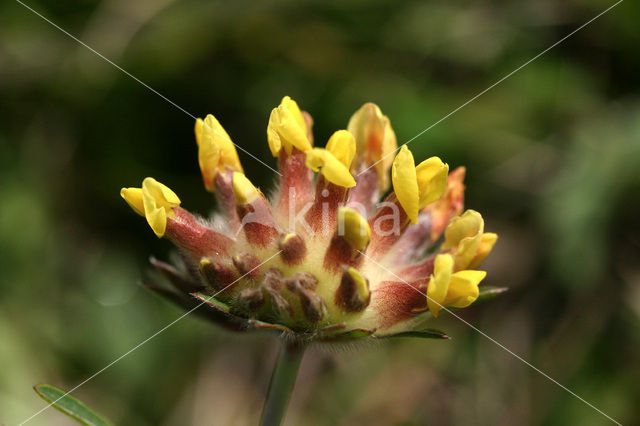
[[121, 96, 497, 338]]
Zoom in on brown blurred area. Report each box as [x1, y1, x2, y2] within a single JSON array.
[[1, 0, 639, 424]]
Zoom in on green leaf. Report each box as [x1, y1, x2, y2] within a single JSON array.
[[332, 328, 376, 339], [383, 328, 450, 339], [477, 286, 508, 302], [192, 292, 232, 313], [33, 384, 114, 426], [248, 318, 293, 334]]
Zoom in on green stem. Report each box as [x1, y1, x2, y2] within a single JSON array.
[[260, 340, 306, 426]]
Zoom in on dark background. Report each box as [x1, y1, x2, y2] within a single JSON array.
[[1, 0, 639, 424]]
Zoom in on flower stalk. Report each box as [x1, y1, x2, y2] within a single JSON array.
[[260, 341, 306, 426]]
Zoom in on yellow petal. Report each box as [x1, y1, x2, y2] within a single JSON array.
[[143, 202, 167, 239], [338, 207, 371, 251], [416, 157, 449, 209], [266, 96, 311, 156], [281, 96, 307, 132], [142, 177, 181, 207], [205, 115, 243, 172], [120, 187, 145, 216], [198, 123, 221, 192], [443, 210, 484, 248], [392, 146, 419, 224], [444, 270, 486, 308], [141, 177, 181, 238], [427, 254, 454, 317], [194, 118, 204, 147], [325, 130, 356, 168], [347, 103, 397, 191], [305, 148, 356, 188], [266, 108, 283, 157], [232, 172, 259, 205], [467, 233, 498, 269]]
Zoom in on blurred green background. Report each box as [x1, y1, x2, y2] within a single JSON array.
[[1, 0, 639, 424]]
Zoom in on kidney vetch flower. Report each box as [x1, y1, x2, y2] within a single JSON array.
[[121, 97, 504, 341]]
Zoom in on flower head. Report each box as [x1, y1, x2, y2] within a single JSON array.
[[122, 97, 502, 341]]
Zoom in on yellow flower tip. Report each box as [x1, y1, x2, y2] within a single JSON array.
[[468, 232, 498, 269], [266, 96, 311, 157], [445, 269, 486, 308], [305, 148, 356, 188], [325, 130, 356, 169], [338, 207, 371, 251], [416, 157, 449, 209], [120, 187, 145, 216], [347, 267, 370, 300], [232, 172, 259, 205], [392, 146, 420, 224], [139, 177, 181, 238], [196, 115, 243, 191], [347, 102, 397, 190], [427, 254, 454, 317]]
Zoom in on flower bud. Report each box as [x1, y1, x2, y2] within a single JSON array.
[[232, 172, 260, 205], [286, 273, 325, 323], [335, 267, 371, 312], [337, 207, 371, 252], [347, 103, 397, 191], [200, 258, 237, 291], [279, 233, 307, 265], [233, 253, 262, 279], [195, 114, 243, 192]]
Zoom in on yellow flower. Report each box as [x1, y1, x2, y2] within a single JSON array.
[[426, 254, 486, 317], [305, 130, 357, 188], [442, 210, 498, 270], [195, 114, 243, 192], [392, 146, 449, 224], [347, 103, 397, 191], [120, 177, 181, 238], [267, 96, 311, 156], [338, 207, 371, 251]]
